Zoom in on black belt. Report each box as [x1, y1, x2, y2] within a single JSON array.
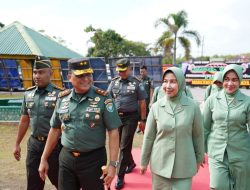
[[64, 147, 105, 157], [118, 111, 137, 116], [32, 135, 47, 142]]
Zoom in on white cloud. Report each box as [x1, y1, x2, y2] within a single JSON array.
[[1, 0, 250, 57]]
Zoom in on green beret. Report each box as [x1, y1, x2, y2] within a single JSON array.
[[34, 56, 51, 69], [68, 57, 93, 75]]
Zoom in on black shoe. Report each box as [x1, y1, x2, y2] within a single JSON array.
[[115, 178, 124, 189], [125, 163, 136, 173]]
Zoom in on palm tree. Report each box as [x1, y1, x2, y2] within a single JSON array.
[[155, 10, 200, 64]]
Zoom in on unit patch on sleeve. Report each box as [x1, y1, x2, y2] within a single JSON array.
[[106, 103, 114, 112]]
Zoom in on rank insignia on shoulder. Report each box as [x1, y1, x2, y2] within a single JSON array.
[[59, 89, 71, 98], [26, 86, 36, 91], [95, 88, 108, 96], [111, 76, 120, 81], [134, 76, 141, 82], [54, 85, 65, 91]]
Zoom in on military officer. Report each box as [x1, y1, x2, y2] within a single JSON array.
[[39, 57, 121, 190], [13, 56, 63, 190], [107, 58, 148, 189], [132, 65, 154, 171], [203, 64, 250, 190], [139, 65, 154, 117], [140, 67, 204, 190], [136, 65, 154, 134]]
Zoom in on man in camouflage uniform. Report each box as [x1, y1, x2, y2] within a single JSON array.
[[13, 56, 62, 190], [39, 57, 121, 190], [107, 58, 147, 189]]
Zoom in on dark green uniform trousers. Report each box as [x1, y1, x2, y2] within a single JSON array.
[[59, 147, 106, 190], [118, 113, 139, 178], [26, 136, 61, 190]]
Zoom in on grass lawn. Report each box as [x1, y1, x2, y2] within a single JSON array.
[[0, 123, 143, 189]]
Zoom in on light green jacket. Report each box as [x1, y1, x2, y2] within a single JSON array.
[[141, 95, 204, 178], [203, 89, 250, 162], [203, 64, 250, 162]]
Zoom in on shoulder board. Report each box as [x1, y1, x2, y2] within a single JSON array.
[[58, 89, 71, 98], [26, 86, 36, 91], [111, 76, 120, 81], [133, 76, 142, 82], [54, 85, 65, 91], [95, 88, 108, 96]]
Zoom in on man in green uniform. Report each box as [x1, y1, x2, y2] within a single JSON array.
[[139, 65, 154, 117], [13, 56, 63, 190], [107, 58, 147, 189], [136, 65, 154, 134], [39, 57, 121, 190]]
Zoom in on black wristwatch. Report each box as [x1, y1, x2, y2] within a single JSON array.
[[109, 161, 119, 168], [141, 119, 146, 122]]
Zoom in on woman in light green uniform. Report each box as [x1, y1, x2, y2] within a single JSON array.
[[203, 64, 250, 190], [204, 71, 223, 101], [150, 82, 193, 107], [140, 67, 204, 190]]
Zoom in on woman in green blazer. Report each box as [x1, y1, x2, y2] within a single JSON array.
[[140, 67, 204, 190], [204, 71, 223, 101], [203, 64, 250, 190]]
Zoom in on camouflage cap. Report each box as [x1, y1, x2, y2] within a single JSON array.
[[116, 58, 130, 72], [34, 56, 51, 69], [68, 57, 93, 75]]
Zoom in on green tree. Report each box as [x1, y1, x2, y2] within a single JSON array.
[[84, 25, 150, 58], [121, 40, 150, 56], [155, 10, 201, 64]]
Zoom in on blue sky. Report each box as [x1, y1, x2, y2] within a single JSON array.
[[1, 0, 250, 57]]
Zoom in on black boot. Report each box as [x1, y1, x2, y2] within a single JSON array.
[[115, 178, 125, 189], [125, 163, 136, 173]]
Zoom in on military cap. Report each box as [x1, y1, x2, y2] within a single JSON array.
[[68, 57, 93, 75], [116, 58, 130, 72], [34, 56, 51, 69]]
